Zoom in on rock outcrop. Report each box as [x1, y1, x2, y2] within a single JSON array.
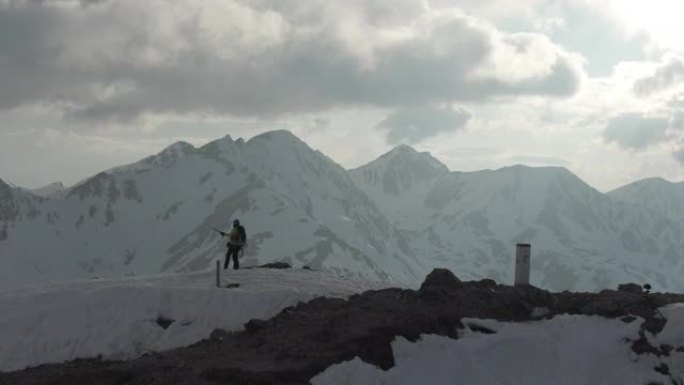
[[2, 269, 683, 385]]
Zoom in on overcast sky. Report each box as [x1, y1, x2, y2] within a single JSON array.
[[2, 0, 684, 191]]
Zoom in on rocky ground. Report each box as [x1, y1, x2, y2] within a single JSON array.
[[1, 268, 683, 385]]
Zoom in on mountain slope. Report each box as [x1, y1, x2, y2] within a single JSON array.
[[352, 155, 684, 292], [4, 133, 684, 292], [0, 131, 426, 290], [608, 177, 684, 222], [350, 145, 449, 229], [0, 177, 47, 276], [23, 182, 66, 199]]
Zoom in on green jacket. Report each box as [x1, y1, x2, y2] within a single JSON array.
[[227, 226, 245, 246]]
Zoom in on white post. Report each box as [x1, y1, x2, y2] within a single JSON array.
[[216, 260, 220, 288], [515, 243, 531, 286]]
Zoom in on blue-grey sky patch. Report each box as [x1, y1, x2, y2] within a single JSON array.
[[545, 2, 647, 77]]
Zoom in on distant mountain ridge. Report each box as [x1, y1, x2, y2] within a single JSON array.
[[608, 177, 684, 222], [22, 182, 66, 199], [2, 130, 684, 292], [0, 131, 424, 290], [351, 148, 684, 292]]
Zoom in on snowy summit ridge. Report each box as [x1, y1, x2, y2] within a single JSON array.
[[2, 129, 684, 292], [352, 144, 449, 192]]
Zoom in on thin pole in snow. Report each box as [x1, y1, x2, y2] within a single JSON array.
[[515, 243, 531, 286], [216, 259, 220, 288]]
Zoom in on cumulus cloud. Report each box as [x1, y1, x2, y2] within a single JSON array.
[[377, 105, 471, 144], [634, 55, 684, 96], [603, 113, 669, 150], [0, 0, 583, 124]]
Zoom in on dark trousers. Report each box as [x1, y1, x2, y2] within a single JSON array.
[[224, 245, 242, 270]]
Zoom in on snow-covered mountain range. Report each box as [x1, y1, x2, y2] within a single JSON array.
[[2, 130, 684, 291], [0, 131, 423, 290], [352, 147, 684, 291]]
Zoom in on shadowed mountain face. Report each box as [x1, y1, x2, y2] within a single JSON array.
[[2, 130, 684, 291]]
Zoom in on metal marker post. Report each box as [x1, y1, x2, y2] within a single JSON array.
[[515, 243, 531, 286], [216, 260, 220, 288]]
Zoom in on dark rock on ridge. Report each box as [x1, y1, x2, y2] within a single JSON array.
[[2, 269, 684, 385]]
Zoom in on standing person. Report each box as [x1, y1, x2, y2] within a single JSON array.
[[221, 219, 247, 270]]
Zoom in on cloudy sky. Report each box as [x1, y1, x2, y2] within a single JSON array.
[[2, 0, 684, 191]]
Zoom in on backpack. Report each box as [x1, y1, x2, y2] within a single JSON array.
[[238, 225, 247, 244]]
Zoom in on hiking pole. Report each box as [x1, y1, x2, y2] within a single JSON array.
[[211, 227, 226, 236], [212, 227, 224, 288]]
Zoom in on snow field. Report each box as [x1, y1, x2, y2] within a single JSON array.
[[0, 268, 390, 372], [312, 313, 684, 385]]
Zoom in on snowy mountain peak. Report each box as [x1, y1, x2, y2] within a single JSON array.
[[608, 176, 684, 218], [23, 182, 66, 199], [640, 176, 674, 184], [387, 143, 416, 155], [149, 141, 197, 161], [497, 163, 567, 174], [126, 140, 198, 171], [211, 134, 243, 148], [196, 130, 313, 163], [494, 164, 590, 187], [381, 144, 448, 171], [244, 129, 343, 171], [197, 133, 237, 155], [248, 130, 308, 151], [162, 141, 195, 155], [249, 129, 301, 144], [350, 145, 449, 197], [613, 176, 681, 191], [66, 171, 114, 201]]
